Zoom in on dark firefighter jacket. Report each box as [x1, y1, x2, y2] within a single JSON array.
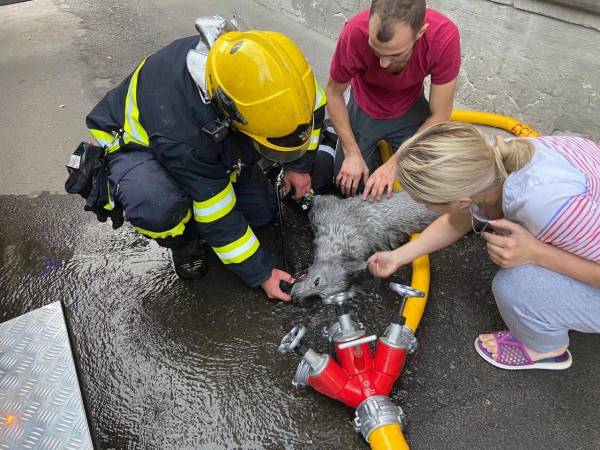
[[86, 36, 326, 287]]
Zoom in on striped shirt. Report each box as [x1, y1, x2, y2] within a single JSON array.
[[502, 136, 600, 262]]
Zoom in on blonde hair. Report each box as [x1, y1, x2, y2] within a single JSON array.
[[395, 122, 535, 204]]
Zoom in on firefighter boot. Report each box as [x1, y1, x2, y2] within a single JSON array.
[[170, 238, 209, 280]]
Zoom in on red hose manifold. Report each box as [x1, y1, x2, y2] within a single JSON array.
[[286, 335, 409, 407]]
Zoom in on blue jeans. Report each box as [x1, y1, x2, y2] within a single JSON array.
[[493, 264, 600, 353]]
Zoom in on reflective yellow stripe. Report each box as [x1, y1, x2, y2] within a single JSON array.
[[89, 129, 114, 147], [212, 226, 260, 264], [89, 128, 121, 153], [134, 209, 192, 239], [308, 128, 320, 150], [314, 78, 327, 110], [193, 182, 236, 223], [309, 78, 326, 151], [123, 59, 150, 147], [103, 179, 114, 211], [106, 143, 121, 154]]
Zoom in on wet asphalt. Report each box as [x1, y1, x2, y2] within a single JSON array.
[[1, 193, 599, 449]]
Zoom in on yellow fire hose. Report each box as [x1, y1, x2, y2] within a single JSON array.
[[403, 235, 430, 333], [369, 423, 409, 450], [370, 111, 539, 450], [372, 147, 428, 450], [450, 110, 540, 137]]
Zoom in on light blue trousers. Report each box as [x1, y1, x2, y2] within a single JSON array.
[[492, 264, 600, 353]]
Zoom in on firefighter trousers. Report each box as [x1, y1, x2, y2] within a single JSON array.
[[105, 148, 277, 249]]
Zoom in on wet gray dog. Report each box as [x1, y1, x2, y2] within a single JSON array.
[[291, 191, 437, 302]]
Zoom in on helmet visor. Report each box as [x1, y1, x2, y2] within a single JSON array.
[[252, 140, 308, 163]]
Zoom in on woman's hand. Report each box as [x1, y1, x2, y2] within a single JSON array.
[[482, 219, 543, 267], [367, 250, 402, 278]]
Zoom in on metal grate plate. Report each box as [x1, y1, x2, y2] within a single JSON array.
[[0, 302, 93, 449]]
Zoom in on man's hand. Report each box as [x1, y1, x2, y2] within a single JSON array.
[[482, 219, 543, 268], [336, 152, 369, 196], [367, 250, 402, 278], [363, 158, 397, 202], [261, 268, 294, 301], [284, 170, 311, 199]]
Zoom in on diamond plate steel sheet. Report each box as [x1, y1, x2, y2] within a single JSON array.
[[0, 302, 93, 449]]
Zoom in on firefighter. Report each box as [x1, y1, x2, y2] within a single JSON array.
[[81, 25, 326, 301]]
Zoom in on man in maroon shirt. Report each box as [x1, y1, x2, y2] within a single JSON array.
[[324, 0, 461, 199]]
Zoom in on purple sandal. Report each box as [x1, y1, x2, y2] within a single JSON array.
[[474, 330, 572, 370]]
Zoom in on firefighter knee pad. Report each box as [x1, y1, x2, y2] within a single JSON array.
[[130, 201, 192, 242], [153, 217, 198, 249]]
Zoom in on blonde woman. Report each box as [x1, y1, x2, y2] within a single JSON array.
[[367, 122, 600, 370]]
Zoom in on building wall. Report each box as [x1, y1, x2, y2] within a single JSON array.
[[253, 0, 600, 140]]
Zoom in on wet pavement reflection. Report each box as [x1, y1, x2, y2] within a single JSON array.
[[1, 193, 599, 449]]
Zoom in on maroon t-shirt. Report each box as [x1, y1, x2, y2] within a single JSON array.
[[330, 8, 461, 119]]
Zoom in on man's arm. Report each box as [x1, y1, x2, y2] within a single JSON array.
[[362, 78, 458, 202], [418, 78, 457, 132], [326, 78, 355, 155], [326, 77, 370, 196], [420, 19, 461, 132]]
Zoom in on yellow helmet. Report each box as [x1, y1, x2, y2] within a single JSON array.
[[206, 30, 316, 162]]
